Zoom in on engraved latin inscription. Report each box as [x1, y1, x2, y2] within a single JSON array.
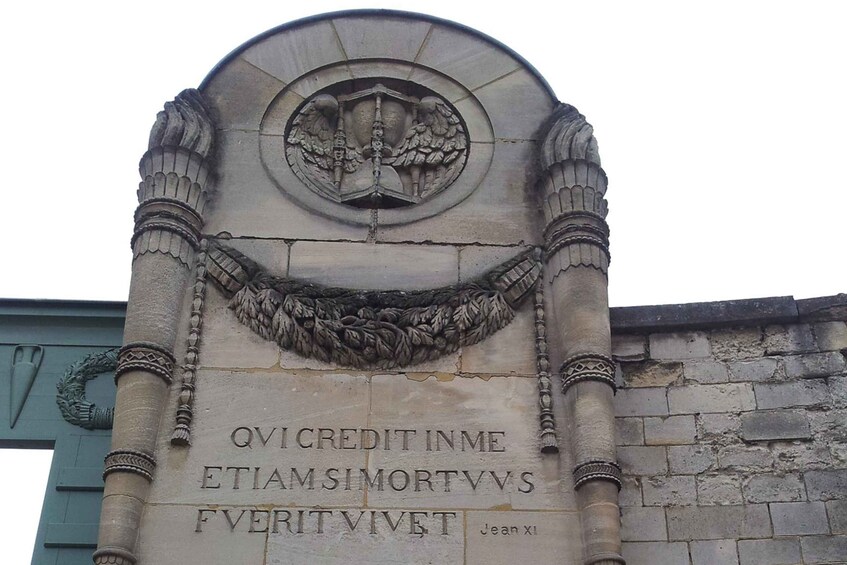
[[190, 424, 540, 538]]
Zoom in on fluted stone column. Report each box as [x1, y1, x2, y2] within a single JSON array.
[[537, 105, 623, 565], [94, 90, 214, 565]]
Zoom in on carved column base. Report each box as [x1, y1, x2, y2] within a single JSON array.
[[93, 547, 137, 565], [586, 555, 626, 565]]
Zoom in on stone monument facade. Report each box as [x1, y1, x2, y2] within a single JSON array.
[[95, 11, 622, 564]]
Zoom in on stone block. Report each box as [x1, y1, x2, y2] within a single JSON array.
[[691, 539, 739, 565], [204, 56, 287, 131], [770, 501, 830, 535], [741, 410, 811, 441], [621, 361, 683, 387], [806, 469, 847, 501], [241, 19, 345, 85], [685, 360, 729, 383], [742, 473, 805, 503], [616, 417, 645, 446], [614, 388, 668, 417], [814, 321, 847, 351], [265, 509, 465, 564], [458, 245, 531, 283], [826, 500, 847, 534], [413, 24, 522, 93], [773, 442, 832, 472], [831, 376, 847, 408], [669, 445, 717, 474], [642, 475, 696, 507], [619, 477, 643, 507], [666, 505, 772, 540], [737, 538, 801, 565], [621, 542, 690, 565], [783, 352, 846, 379], [650, 331, 711, 359], [698, 413, 741, 441], [147, 371, 371, 508], [620, 507, 667, 541], [200, 290, 280, 370], [754, 380, 830, 409], [764, 324, 817, 355], [800, 535, 847, 564], [205, 130, 369, 241], [136, 504, 267, 563], [377, 141, 537, 246], [366, 374, 577, 511], [644, 415, 696, 445], [618, 446, 668, 476], [808, 409, 847, 442], [331, 15, 431, 61], [460, 307, 536, 376], [288, 242, 459, 290], [668, 383, 756, 414], [466, 67, 554, 140], [717, 445, 773, 472], [465, 511, 582, 565], [612, 334, 648, 362], [224, 238, 290, 276], [697, 475, 743, 506], [710, 327, 765, 361], [727, 358, 778, 382]]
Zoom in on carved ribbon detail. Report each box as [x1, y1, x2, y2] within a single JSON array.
[[205, 242, 541, 370]]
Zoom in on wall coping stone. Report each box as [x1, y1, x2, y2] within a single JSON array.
[[3, 294, 844, 332]]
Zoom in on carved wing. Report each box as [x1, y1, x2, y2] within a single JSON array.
[[285, 94, 363, 192], [286, 94, 339, 171], [390, 97, 468, 197], [206, 243, 540, 370], [392, 96, 468, 168]]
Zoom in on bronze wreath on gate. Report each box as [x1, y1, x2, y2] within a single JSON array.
[[56, 349, 117, 430]]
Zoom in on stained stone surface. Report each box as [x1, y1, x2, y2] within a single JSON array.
[[127, 10, 588, 564]]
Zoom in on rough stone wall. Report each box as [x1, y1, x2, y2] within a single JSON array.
[[612, 317, 847, 564]]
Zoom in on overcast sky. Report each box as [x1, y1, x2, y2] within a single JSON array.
[[1, 1, 844, 309], [1, 1, 846, 559]]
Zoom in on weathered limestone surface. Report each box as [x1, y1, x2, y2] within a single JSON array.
[[615, 310, 847, 565]]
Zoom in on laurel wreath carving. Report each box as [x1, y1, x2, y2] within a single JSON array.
[[56, 349, 117, 430], [206, 243, 541, 370]]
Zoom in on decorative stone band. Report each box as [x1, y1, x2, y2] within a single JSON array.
[[538, 160, 607, 219], [92, 547, 138, 565], [572, 460, 622, 490], [560, 353, 616, 393], [584, 553, 626, 565], [115, 342, 176, 385], [544, 220, 610, 278], [103, 448, 157, 482]]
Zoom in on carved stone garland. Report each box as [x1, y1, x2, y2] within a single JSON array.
[[205, 242, 542, 370], [171, 238, 209, 445]]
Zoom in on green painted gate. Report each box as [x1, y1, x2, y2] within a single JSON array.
[[0, 300, 124, 565]]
